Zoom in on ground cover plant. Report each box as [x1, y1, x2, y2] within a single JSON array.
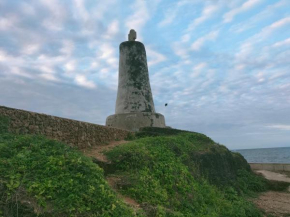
[[0, 116, 137, 217], [0, 117, 271, 216], [106, 131, 268, 216]]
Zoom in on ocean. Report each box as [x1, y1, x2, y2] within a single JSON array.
[[234, 147, 290, 164]]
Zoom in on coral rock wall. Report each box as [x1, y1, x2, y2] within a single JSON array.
[[0, 106, 130, 149]]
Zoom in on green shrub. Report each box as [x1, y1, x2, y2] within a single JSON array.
[[0, 116, 10, 133], [0, 125, 269, 216], [135, 127, 195, 138], [105, 133, 264, 217], [125, 132, 136, 141], [236, 169, 268, 194], [0, 134, 137, 217]]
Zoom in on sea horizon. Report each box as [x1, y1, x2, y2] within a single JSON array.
[[233, 146, 290, 164], [232, 146, 290, 151]]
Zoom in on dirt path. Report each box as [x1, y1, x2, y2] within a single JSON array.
[[256, 170, 290, 183], [254, 191, 290, 217], [81, 140, 128, 163], [81, 141, 141, 211], [253, 170, 290, 217]]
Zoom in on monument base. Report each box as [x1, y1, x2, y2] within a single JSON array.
[[106, 112, 166, 131]]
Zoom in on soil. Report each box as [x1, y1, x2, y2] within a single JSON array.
[[256, 170, 290, 183], [253, 170, 290, 217], [81, 141, 141, 211], [81, 140, 128, 163], [254, 191, 290, 217]]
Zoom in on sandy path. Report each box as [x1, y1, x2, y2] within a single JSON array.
[[81, 141, 141, 211], [253, 170, 290, 217], [256, 170, 290, 183], [254, 191, 290, 217]]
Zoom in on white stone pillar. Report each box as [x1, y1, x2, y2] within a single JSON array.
[[116, 41, 155, 114], [106, 30, 166, 131]]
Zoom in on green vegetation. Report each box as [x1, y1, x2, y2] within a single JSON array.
[[0, 117, 274, 216], [106, 132, 266, 217], [0, 116, 10, 134], [0, 134, 137, 216]]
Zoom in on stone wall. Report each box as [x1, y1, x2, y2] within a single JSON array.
[[0, 106, 131, 149], [250, 163, 290, 172]]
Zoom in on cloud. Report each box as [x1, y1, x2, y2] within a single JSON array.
[[191, 62, 207, 78], [223, 0, 263, 23], [158, 8, 178, 27], [0, 77, 116, 124], [229, 0, 289, 33], [191, 30, 219, 51], [0, 15, 18, 30], [91, 0, 117, 21], [125, 0, 150, 32], [0, 50, 8, 62], [270, 16, 290, 29], [74, 74, 96, 89], [272, 38, 290, 47], [40, 0, 67, 31], [105, 20, 119, 38], [187, 4, 220, 32], [1, 0, 290, 149], [171, 43, 190, 60], [38, 65, 54, 74], [60, 40, 75, 56], [21, 44, 40, 55], [21, 2, 36, 16], [158, 0, 191, 27], [10, 67, 33, 78], [97, 43, 118, 67], [40, 73, 59, 81], [147, 47, 167, 66], [64, 60, 76, 72], [73, 0, 89, 23], [267, 125, 290, 130], [235, 16, 290, 64]]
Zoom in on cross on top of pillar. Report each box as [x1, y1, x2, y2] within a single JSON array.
[[128, 29, 137, 41]]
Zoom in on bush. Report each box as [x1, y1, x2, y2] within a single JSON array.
[[0, 134, 137, 217], [105, 133, 264, 217], [0, 116, 10, 134]]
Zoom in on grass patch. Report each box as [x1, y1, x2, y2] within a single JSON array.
[[0, 133, 138, 217], [134, 127, 193, 139], [105, 133, 266, 216], [0, 117, 271, 217]]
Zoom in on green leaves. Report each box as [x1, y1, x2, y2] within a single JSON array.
[[0, 127, 267, 216], [0, 133, 136, 216], [105, 132, 264, 217], [0, 116, 10, 133], [5, 174, 21, 191]]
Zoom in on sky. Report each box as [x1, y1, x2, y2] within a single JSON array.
[[0, 0, 289, 149]]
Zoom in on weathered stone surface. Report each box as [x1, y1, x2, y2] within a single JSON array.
[[128, 29, 137, 41], [106, 112, 165, 131], [116, 41, 155, 114], [250, 163, 290, 172], [0, 106, 131, 149], [106, 30, 166, 131]]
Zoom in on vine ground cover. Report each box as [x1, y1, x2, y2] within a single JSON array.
[[0, 117, 274, 216]]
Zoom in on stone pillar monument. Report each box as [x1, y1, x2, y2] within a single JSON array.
[[106, 29, 166, 131]]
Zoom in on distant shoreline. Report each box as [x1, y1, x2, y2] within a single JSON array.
[[234, 147, 290, 164], [232, 146, 290, 151]]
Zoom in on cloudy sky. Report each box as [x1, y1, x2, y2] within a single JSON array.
[[0, 0, 289, 149]]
